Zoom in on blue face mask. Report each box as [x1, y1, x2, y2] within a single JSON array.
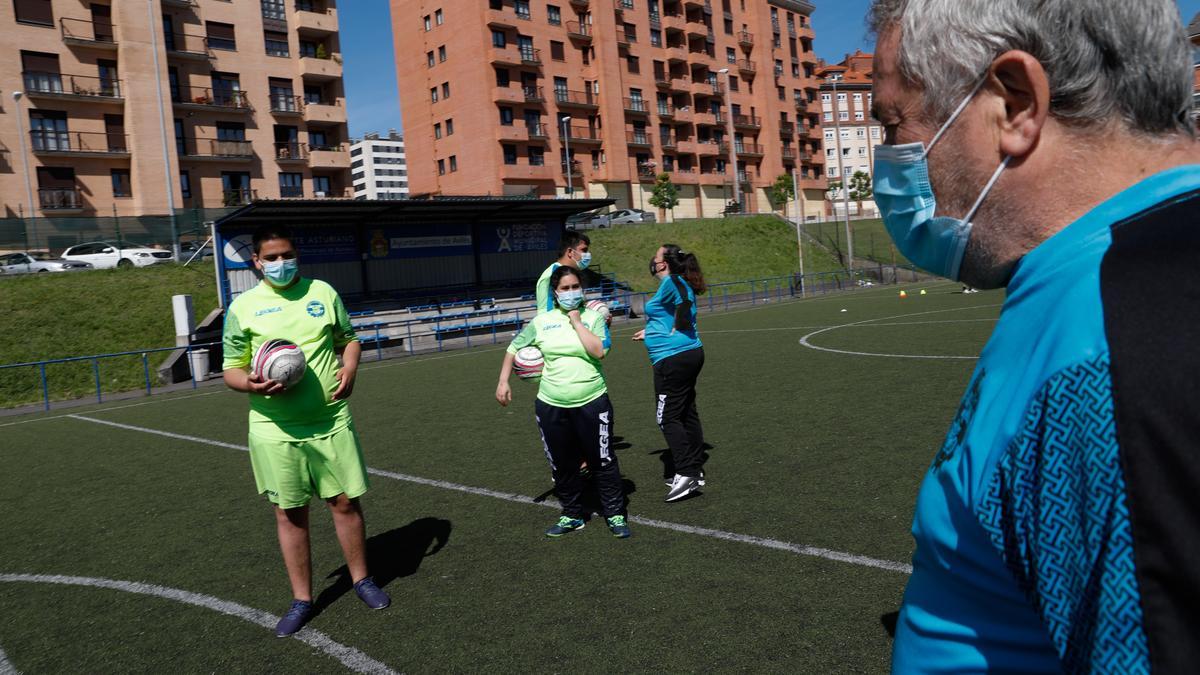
[[576, 250, 592, 270], [261, 258, 298, 287], [556, 289, 584, 310], [873, 77, 1010, 281]]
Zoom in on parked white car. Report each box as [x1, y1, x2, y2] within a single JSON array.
[[0, 251, 93, 274], [61, 241, 175, 269], [608, 208, 657, 224]]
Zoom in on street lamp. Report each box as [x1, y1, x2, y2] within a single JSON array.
[[12, 91, 36, 224], [830, 77, 854, 275], [717, 69, 741, 212], [560, 115, 573, 196]]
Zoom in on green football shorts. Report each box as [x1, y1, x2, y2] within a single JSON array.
[[247, 423, 370, 509]]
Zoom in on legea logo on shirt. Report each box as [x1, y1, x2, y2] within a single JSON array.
[[306, 300, 326, 318], [255, 306, 282, 317], [543, 322, 563, 330]]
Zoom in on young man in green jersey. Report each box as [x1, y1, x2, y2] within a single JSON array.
[[534, 230, 591, 315], [222, 226, 390, 637]]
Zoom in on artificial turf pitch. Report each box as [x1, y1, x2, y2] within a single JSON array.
[[0, 281, 1004, 673]]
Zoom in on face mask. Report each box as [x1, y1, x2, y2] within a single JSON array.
[[873, 77, 1011, 281], [649, 259, 662, 277], [556, 289, 584, 310], [261, 258, 298, 287], [576, 250, 592, 270]]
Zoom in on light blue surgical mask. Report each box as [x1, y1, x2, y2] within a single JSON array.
[[576, 250, 592, 270], [873, 77, 1010, 281], [261, 258, 298, 287], [556, 289, 584, 310]]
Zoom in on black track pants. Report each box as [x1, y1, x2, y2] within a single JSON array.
[[653, 347, 706, 478], [535, 394, 623, 518]]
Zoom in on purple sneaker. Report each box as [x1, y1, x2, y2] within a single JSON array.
[[354, 577, 391, 610], [276, 599, 313, 637]]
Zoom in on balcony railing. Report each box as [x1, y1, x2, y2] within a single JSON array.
[[660, 134, 677, 148], [180, 138, 254, 158], [519, 46, 542, 65], [626, 131, 651, 146], [564, 126, 602, 142], [734, 142, 764, 155], [522, 86, 545, 103], [274, 142, 308, 160], [561, 162, 583, 178], [616, 30, 635, 46], [174, 86, 252, 110], [623, 98, 649, 114], [30, 130, 128, 154], [736, 59, 756, 74], [60, 17, 116, 45], [696, 139, 728, 153], [308, 142, 347, 152], [39, 188, 84, 210], [23, 72, 122, 99], [223, 188, 257, 206], [163, 31, 211, 57], [565, 21, 592, 39], [525, 123, 549, 139], [555, 89, 599, 107], [779, 122, 795, 137], [733, 114, 761, 128], [657, 103, 675, 117], [781, 147, 795, 160], [737, 169, 757, 183], [737, 30, 754, 47], [280, 185, 305, 198], [270, 94, 303, 113]]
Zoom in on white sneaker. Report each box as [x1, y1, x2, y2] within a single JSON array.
[[665, 474, 700, 502]]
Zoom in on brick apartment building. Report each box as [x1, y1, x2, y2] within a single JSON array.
[[816, 50, 877, 216], [1, 0, 352, 220], [391, 0, 827, 218]]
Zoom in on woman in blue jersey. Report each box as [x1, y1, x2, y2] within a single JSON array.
[[496, 266, 631, 539], [633, 244, 707, 502]]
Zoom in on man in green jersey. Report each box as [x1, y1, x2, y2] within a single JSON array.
[[534, 230, 590, 314], [222, 226, 390, 637]]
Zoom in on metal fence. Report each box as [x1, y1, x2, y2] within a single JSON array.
[[0, 208, 236, 254]]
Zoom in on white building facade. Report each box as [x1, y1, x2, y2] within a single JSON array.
[[817, 52, 880, 216], [351, 131, 409, 200]]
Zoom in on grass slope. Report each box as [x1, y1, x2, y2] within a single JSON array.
[[0, 264, 219, 407], [805, 218, 910, 266], [589, 216, 843, 293]]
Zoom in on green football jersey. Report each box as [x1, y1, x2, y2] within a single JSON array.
[[223, 277, 357, 441], [508, 307, 611, 408], [534, 262, 561, 315]]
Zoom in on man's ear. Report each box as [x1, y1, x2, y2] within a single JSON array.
[[989, 50, 1049, 159]]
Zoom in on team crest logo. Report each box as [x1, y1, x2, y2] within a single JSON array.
[[306, 300, 326, 318]]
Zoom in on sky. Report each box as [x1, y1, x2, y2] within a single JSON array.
[[341, 0, 1200, 138]]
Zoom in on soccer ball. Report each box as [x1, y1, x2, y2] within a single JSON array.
[[586, 299, 612, 325], [513, 346, 544, 380], [252, 339, 306, 389]]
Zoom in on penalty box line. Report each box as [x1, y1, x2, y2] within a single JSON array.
[[65, 414, 913, 576]]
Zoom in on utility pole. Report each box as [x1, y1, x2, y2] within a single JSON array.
[[12, 92, 37, 249], [718, 68, 740, 212], [791, 167, 805, 296], [561, 115, 572, 196], [831, 78, 854, 276], [148, 0, 181, 261]]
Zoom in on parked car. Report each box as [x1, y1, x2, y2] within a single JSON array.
[[608, 208, 656, 224], [0, 251, 93, 274], [61, 241, 175, 269], [565, 210, 611, 229], [180, 241, 214, 260]]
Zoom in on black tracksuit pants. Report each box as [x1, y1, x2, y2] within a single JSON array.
[[535, 394, 623, 519], [654, 347, 706, 479]]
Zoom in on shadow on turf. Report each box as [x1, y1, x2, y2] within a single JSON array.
[[531, 477, 639, 515], [881, 611, 899, 638], [312, 517, 452, 615], [649, 443, 715, 481]]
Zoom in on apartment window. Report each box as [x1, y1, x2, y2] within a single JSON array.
[[180, 171, 192, 199], [111, 169, 132, 198], [217, 122, 246, 141], [441, 82, 450, 98], [839, 110, 849, 121], [435, 9, 444, 24], [491, 30, 506, 48], [839, 128, 850, 139], [264, 30, 289, 56], [434, 123, 442, 139], [14, 0, 53, 26], [728, 76, 739, 92], [547, 5, 561, 25], [503, 144, 517, 165], [724, 18, 733, 35], [20, 51, 61, 93], [777, 86, 785, 101], [206, 22, 237, 51], [499, 107, 513, 125], [529, 146, 544, 165], [825, 147, 834, 157], [279, 172, 303, 198], [261, 0, 286, 21], [308, 128, 330, 149], [430, 87, 438, 103], [437, 159, 446, 175], [726, 48, 736, 64], [824, 129, 834, 141], [855, 110, 865, 121], [821, 93, 831, 102], [627, 55, 639, 74], [870, 127, 881, 139], [446, 119, 454, 135], [312, 175, 331, 196], [489, 0, 502, 8], [300, 40, 319, 58], [427, 51, 435, 68], [550, 41, 564, 61], [423, 15, 431, 30], [836, 93, 847, 102], [495, 68, 510, 86], [649, 30, 662, 47], [449, 155, 458, 172], [438, 45, 447, 62], [514, 0, 530, 19], [857, 147, 867, 157], [304, 84, 325, 105], [824, 111, 832, 122]]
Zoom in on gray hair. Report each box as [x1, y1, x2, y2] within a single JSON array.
[[868, 0, 1193, 136]]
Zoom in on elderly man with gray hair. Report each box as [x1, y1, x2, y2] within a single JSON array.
[[868, 1, 1200, 672]]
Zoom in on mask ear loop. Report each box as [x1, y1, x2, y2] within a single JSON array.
[[962, 156, 1012, 225], [927, 75, 991, 151]]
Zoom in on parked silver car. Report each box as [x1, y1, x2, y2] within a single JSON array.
[[0, 251, 93, 274], [608, 208, 656, 224], [565, 210, 611, 229]]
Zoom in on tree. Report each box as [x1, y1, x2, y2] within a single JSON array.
[[648, 171, 679, 220], [767, 174, 796, 215], [849, 171, 873, 214]]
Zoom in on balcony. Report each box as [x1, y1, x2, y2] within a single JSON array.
[[737, 169, 757, 184], [654, 75, 672, 90], [222, 189, 258, 206], [23, 72, 123, 104], [670, 168, 699, 184], [554, 89, 599, 109], [659, 134, 677, 149], [685, 19, 708, 40], [666, 46, 689, 63], [59, 18, 118, 50], [626, 131, 652, 147], [489, 45, 541, 67], [162, 0, 198, 7], [308, 143, 350, 168], [274, 142, 308, 163], [673, 106, 694, 123], [674, 139, 697, 154], [797, 125, 811, 139], [503, 164, 555, 181], [779, 122, 795, 138], [637, 166, 658, 181], [173, 86, 252, 113], [698, 169, 726, 185], [736, 59, 756, 76], [295, 6, 338, 34], [797, 151, 813, 163], [270, 94, 304, 116], [486, 8, 518, 29], [735, 142, 764, 157], [522, 86, 546, 103], [561, 161, 584, 179], [569, 0, 589, 8], [30, 131, 130, 158], [164, 32, 211, 60], [300, 54, 343, 80], [733, 114, 761, 129], [794, 98, 808, 113], [693, 112, 722, 126], [525, 123, 550, 140], [692, 81, 723, 97], [695, 139, 727, 155], [179, 138, 254, 161], [615, 30, 635, 49], [737, 30, 754, 48], [623, 98, 649, 115], [497, 124, 533, 143], [565, 21, 592, 42], [669, 75, 691, 91], [656, 103, 676, 119], [662, 13, 686, 32], [563, 126, 602, 145], [305, 98, 346, 123], [39, 188, 85, 213], [781, 147, 794, 160]]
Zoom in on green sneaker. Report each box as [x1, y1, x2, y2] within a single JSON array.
[[606, 515, 632, 538], [545, 516, 586, 537]]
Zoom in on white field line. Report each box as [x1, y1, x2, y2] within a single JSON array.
[[0, 645, 16, 675], [66, 414, 912, 575], [798, 305, 1004, 361], [0, 573, 397, 675]]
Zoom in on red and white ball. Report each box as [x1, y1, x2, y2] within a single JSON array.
[[513, 346, 544, 380], [586, 299, 612, 325], [252, 338, 307, 389]]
